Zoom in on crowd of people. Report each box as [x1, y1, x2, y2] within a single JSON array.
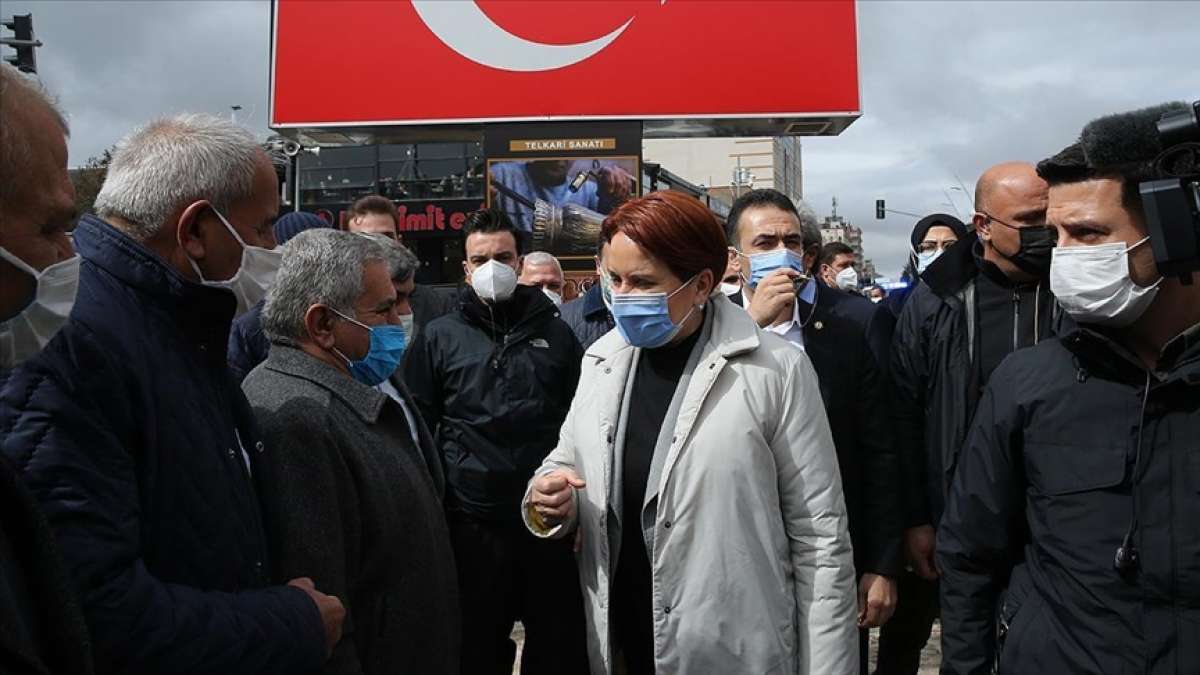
[[2, 60, 1198, 675]]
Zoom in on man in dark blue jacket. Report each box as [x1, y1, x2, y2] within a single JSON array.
[[0, 113, 343, 675], [559, 239, 614, 350], [726, 189, 901, 673], [0, 61, 94, 675]]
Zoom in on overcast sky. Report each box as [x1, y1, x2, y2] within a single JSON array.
[[7, 0, 1198, 277]]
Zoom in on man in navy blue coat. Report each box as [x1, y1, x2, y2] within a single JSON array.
[[0, 61, 94, 675], [0, 113, 343, 675]]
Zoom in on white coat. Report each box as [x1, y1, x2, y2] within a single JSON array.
[[523, 296, 858, 674]]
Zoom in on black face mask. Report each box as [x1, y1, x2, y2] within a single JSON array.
[[1002, 225, 1055, 276], [986, 213, 1055, 276]]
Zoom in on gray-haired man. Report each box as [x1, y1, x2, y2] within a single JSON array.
[[356, 232, 420, 337], [518, 250, 565, 305], [245, 229, 459, 675], [0, 61, 93, 675], [1, 113, 342, 674]]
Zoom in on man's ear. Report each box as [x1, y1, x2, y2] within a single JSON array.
[[972, 212, 992, 242], [304, 304, 338, 349], [177, 200, 211, 261], [514, 255, 524, 277]]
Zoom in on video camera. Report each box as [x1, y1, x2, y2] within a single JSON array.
[[1140, 100, 1200, 281]]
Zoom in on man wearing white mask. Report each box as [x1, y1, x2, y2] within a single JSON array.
[[403, 208, 589, 675], [1, 112, 345, 675], [518, 250, 567, 306], [939, 102, 1200, 674], [820, 242, 861, 292], [0, 61, 93, 675]]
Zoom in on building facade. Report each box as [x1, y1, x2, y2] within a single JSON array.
[[820, 212, 878, 284], [641, 136, 804, 206], [283, 142, 731, 286]]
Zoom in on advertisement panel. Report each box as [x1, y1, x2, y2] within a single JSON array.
[[271, 0, 860, 132], [485, 121, 640, 261], [306, 198, 484, 237]]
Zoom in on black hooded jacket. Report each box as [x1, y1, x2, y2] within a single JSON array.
[[402, 284, 583, 522], [937, 324, 1200, 674], [890, 232, 1070, 528]]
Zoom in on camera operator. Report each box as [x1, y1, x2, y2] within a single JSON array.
[[937, 101, 1200, 674]]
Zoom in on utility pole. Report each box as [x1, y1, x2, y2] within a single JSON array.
[[1, 13, 41, 74]]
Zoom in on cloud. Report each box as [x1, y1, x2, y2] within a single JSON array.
[[802, 0, 1198, 276], [7, 0, 1197, 276]]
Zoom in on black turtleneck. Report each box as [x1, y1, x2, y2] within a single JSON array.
[[613, 325, 703, 675], [973, 243, 1051, 392]]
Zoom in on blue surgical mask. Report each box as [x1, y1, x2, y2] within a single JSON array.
[[330, 308, 407, 386], [610, 275, 700, 349], [738, 248, 806, 288], [916, 249, 943, 274]]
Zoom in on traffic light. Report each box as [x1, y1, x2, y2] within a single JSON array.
[[2, 14, 40, 74], [875, 199, 885, 219]]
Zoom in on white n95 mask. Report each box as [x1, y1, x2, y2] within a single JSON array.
[[0, 247, 80, 367], [471, 259, 518, 303], [1050, 237, 1161, 327], [835, 266, 859, 292]]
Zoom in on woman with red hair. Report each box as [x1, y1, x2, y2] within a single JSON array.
[[523, 191, 858, 674]]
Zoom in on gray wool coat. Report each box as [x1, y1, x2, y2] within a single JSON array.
[[244, 345, 459, 675]]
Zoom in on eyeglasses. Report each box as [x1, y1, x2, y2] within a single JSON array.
[[980, 211, 1048, 230], [916, 240, 957, 254]]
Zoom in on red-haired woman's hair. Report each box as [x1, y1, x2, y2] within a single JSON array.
[[600, 191, 728, 286]]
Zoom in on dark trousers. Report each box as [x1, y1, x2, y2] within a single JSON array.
[[859, 628, 870, 675], [875, 571, 939, 675], [448, 511, 590, 675]]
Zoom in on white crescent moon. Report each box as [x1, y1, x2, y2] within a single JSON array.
[[411, 0, 635, 73]]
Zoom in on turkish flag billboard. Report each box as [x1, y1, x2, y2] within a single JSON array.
[[270, 0, 860, 130]]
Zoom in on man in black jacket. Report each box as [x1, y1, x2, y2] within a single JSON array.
[[938, 101, 1200, 675], [1, 113, 343, 675], [403, 209, 589, 675], [0, 61, 93, 675], [885, 161, 1066, 673], [726, 189, 901, 673]]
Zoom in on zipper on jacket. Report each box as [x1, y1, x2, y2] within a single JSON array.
[[1033, 283, 1042, 344], [1012, 290, 1020, 351]]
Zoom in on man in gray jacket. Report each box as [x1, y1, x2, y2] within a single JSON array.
[[244, 229, 459, 674]]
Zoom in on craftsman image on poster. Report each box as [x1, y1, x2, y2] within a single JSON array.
[[488, 156, 638, 257]]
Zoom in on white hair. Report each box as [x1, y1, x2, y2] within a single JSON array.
[[0, 63, 69, 208], [94, 113, 264, 241], [523, 250, 563, 275], [262, 229, 387, 345]]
